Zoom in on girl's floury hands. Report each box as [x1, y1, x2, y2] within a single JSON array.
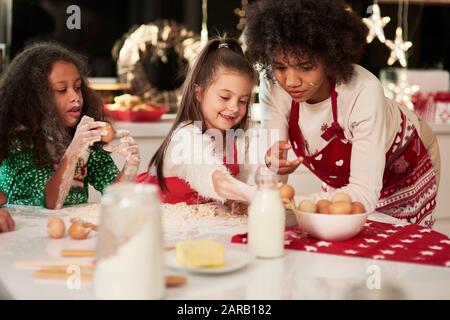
[[103, 130, 141, 182], [102, 130, 140, 165], [224, 200, 249, 216]]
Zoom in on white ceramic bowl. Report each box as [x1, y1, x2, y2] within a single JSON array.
[[294, 210, 370, 241]]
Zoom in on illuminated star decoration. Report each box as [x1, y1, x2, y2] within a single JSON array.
[[234, 0, 249, 31], [385, 27, 413, 67], [387, 71, 420, 110], [362, 3, 391, 43]]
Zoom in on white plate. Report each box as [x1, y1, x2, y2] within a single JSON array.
[[165, 250, 254, 274]]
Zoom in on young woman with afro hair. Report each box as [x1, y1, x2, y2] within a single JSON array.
[[245, 0, 440, 227]]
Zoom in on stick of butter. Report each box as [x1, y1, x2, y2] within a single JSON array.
[[175, 239, 225, 268]]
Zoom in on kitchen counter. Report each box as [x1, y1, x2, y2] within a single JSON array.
[[1, 203, 449, 300]]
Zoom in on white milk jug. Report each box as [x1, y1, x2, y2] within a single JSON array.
[[247, 166, 285, 258]]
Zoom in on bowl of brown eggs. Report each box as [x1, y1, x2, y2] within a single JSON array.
[[294, 192, 369, 241]]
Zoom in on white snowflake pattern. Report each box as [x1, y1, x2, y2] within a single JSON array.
[[419, 229, 432, 233], [316, 241, 332, 247], [285, 231, 301, 239], [344, 250, 359, 255], [400, 239, 414, 244], [440, 240, 450, 245], [304, 245, 317, 252], [365, 238, 379, 244], [439, 109, 450, 123], [390, 244, 404, 249], [419, 251, 434, 256], [380, 250, 395, 255], [428, 246, 443, 251], [386, 229, 397, 233], [358, 244, 370, 249], [410, 234, 423, 239], [377, 234, 389, 238], [373, 255, 385, 260]]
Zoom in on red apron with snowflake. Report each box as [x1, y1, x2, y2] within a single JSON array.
[[288, 84, 437, 227], [136, 141, 240, 205]]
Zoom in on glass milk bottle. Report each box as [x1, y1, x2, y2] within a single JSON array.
[[247, 166, 285, 258], [94, 183, 164, 300]]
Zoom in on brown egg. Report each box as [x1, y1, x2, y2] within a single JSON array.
[[316, 199, 331, 209], [68, 221, 90, 240], [318, 205, 330, 214], [47, 217, 65, 239], [316, 199, 331, 214], [298, 199, 317, 213], [101, 123, 115, 143], [328, 201, 352, 215], [351, 201, 366, 214], [279, 183, 295, 200], [331, 192, 352, 203]]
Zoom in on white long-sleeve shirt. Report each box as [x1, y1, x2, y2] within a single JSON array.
[[259, 64, 422, 212], [154, 122, 257, 202]]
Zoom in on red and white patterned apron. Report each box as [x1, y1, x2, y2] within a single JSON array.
[[136, 141, 240, 205], [288, 84, 437, 227]]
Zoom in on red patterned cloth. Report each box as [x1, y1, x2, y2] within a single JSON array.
[[231, 221, 450, 267]]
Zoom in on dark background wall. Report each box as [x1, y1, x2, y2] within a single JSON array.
[[9, 0, 450, 77]]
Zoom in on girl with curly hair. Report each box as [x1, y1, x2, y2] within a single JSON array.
[[0, 42, 141, 209], [245, 0, 440, 227]]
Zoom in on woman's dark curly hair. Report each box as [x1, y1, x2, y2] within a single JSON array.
[[0, 42, 104, 165], [245, 0, 368, 84]]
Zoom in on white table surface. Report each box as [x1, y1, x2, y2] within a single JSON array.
[[0, 203, 449, 300]]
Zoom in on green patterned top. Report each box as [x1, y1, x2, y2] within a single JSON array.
[[0, 141, 120, 207]]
